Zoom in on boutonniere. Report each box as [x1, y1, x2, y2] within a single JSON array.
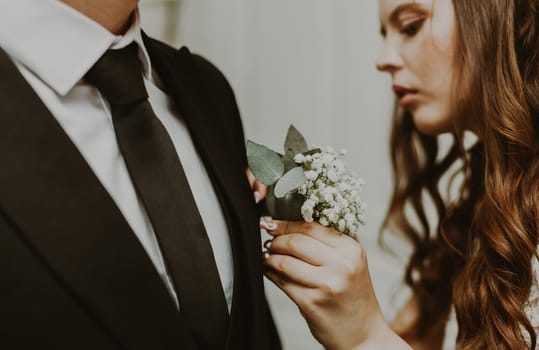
[[247, 125, 366, 238]]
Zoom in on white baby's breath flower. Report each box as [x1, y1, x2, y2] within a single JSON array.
[[338, 219, 346, 233], [319, 217, 330, 227], [301, 202, 315, 222], [294, 153, 306, 163], [305, 170, 318, 181], [327, 170, 338, 182], [311, 159, 323, 170], [295, 146, 366, 237]]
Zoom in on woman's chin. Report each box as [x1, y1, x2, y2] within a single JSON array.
[[411, 109, 454, 136]]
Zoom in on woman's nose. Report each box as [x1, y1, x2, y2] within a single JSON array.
[[376, 41, 402, 74]]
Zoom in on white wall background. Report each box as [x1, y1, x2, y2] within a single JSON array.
[[139, 1, 408, 348]]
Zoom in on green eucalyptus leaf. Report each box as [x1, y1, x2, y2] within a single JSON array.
[[284, 125, 308, 156], [247, 140, 284, 185], [281, 153, 298, 172], [274, 167, 306, 198]]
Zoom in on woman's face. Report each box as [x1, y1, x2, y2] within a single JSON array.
[[377, 0, 457, 135]]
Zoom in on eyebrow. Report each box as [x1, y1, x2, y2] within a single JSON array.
[[380, 3, 429, 36]]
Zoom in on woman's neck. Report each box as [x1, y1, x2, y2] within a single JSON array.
[[60, 0, 138, 35]]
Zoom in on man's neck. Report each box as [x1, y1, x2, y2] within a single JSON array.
[[60, 0, 138, 35]]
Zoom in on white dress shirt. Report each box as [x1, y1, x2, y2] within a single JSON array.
[[0, 0, 234, 311]]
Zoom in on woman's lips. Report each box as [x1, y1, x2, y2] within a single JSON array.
[[392, 84, 419, 109], [399, 93, 417, 108]]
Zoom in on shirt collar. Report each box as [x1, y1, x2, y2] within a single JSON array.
[[0, 0, 152, 96], [109, 10, 153, 83]]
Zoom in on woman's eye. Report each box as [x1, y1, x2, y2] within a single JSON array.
[[400, 19, 424, 36]]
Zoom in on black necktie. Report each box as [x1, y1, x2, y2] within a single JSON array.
[[85, 43, 230, 349]]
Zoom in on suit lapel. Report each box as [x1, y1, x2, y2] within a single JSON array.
[[144, 37, 273, 348], [0, 49, 197, 350], [143, 37, 264, 289]]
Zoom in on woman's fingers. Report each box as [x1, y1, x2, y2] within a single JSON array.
[[264, 270, 317, 308], [246, 168, 267, 203], [260, 219, 365, 277], [252, 180, 268, 203], [264, 253, 322, 287], [264, 219, 356, 248], [268, 233, 334, 266]]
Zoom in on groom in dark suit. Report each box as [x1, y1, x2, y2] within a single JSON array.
[[0, 1, 279, 349]]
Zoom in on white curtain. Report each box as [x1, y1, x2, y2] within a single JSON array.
[[140, 1, 406, 349]]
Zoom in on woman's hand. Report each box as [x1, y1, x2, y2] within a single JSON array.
[[261, 219, 411, 350], [246, 168, 267, 203]]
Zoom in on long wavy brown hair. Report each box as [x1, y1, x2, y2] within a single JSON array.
[[382, 0, 539, 348]]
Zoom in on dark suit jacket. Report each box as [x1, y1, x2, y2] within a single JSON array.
[[0, 35, 281, 350]]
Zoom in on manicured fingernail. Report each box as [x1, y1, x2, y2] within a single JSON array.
[[263, 239, 272, 250], [254, 191, 261, 203], [260, 220, 277, 231], [262, 251, 271, 260]]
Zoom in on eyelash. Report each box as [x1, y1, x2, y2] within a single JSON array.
[[400, 19, 424, 36]]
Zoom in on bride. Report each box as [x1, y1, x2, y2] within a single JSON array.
[[259, 0, 539, 348]]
